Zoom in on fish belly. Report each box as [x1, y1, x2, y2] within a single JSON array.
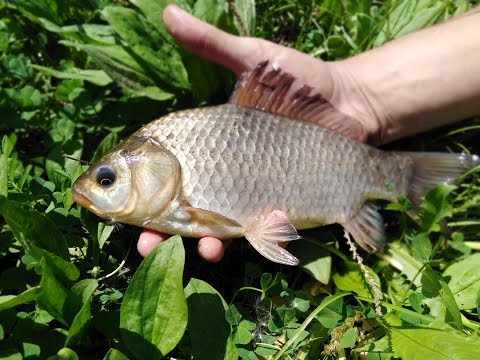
[[139, 104, 410, 229]]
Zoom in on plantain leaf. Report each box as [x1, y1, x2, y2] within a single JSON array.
[[185, 278, 238, 360], [8, 0, 64, 25], [64, 279, 98, 346], [50, 347, 80, 360], [36, 258, 69, 326], [120, 236, 187, 359], [391, 326, 480, 360], [129, 0, 192, 42], [102, 6, 189, 90], [60, 41, 173, 101], [38, 19, 117, 45], [0, 135, 15, 197], [0, 197, 79, 282], [234, 0, 256, 35], [103, 349, 130, 360], [0, 286, 42, 312], [193, 0, 228, 26], [31, 64, 113, 86], [0, 197, 69, 260], [374, 0, 445, 46]]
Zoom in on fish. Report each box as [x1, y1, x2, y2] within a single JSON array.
[[72, 61, 479, 266]]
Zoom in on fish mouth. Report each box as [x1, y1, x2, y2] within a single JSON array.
[[72, 184, 93, 209]]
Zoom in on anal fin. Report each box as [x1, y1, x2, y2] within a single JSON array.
[[244, 210, 300, 266], [343, 202, 385, 253]]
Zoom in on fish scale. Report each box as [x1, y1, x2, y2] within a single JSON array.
[[137, 103, 405, 229], [72, 61, 479, 265]]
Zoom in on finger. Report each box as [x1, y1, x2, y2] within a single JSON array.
[[137, 229, 169, 257], [197, 237, 225, 263], [163, 4, 261, 75]]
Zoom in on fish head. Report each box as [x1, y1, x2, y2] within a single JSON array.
[[72, 136, 181, 225]]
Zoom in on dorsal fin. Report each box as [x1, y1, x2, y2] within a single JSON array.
[[229, 61, 367, 142]]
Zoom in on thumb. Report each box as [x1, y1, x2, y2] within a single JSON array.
[[162, 4, 260, 75]]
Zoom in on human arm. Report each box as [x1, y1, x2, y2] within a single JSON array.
[[138, 5, 480, 261]]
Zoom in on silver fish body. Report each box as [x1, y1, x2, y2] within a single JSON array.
[[72, 62, 478, 265], [138, 104, 409, 230]]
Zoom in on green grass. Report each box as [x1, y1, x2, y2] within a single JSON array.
[[1, 0, 480, 359]]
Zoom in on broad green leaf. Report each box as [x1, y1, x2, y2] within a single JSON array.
[[0, 286, 41, 312], [391, 326, 480, 360], [315, 298, 345, 329], [193, 0, 228, 26], [22, 343, 40, 358], [332, 261, 380, 298], [0, 197, 79, 282], [374, 0, 445, 46], [419, 184, 456, 233], [41, 251, 79, 283], [38, 19, 117, 45], [0, 135, 15, 197], [102, 6, 189, 90], [120, 236, 187, 359], [60, 41, 173, 101], [234, 0, 256, 35], [4, 86, 43, 109], [339, 327, 357, 348], [181, 54, 224, 103], [8, 0, 63, 25], [443, 253, 480, 310], [260, 272, 288, 299], [64, 279, 98, 346], [439, 280, 462, 330], [31, 64, 113, 86], [3, 53, 32, 79], [420, 265, 462, 330], [0, 197, 69, 260], [129, 0, 192, 42], [185, 278, 238, 360], [409, 232, 432, 263], [103, 349, 130, 360], [37, 258, 68, 326], [383, 241, 423, 286], [0, 350, 22, 360], [289, 240, 331, 284], [91, 132, 119, 163], [97, 223, 115, 251], [49, 347, 80, 360], [225, 304, 242, 326], [232, 320, 255, 345]]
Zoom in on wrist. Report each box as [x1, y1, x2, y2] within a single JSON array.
[[333, 9, 480, 145], [326, 60, 384, 144]]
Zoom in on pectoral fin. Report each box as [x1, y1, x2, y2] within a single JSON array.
[[175, 205, 243, 239], [182, 206, 242, 228], [343, 202, 385, 253], [244, 210, 300, 266]]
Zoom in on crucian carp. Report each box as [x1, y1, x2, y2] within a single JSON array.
[[72, 61, 479, 265]]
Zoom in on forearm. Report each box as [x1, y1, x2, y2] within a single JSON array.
[[337, 7, 480, 144]]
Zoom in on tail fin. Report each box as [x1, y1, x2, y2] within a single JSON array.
[[406, 152, 479, 206]]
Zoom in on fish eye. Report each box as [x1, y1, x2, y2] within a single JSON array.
[[96, 166, 116, 187]]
